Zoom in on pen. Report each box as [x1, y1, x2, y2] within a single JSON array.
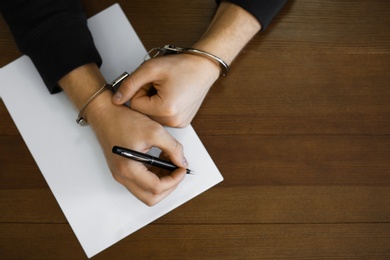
[[112, 146, 194, 174]]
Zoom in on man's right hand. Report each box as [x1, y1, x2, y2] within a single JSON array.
[[59, 63, 188, 206]]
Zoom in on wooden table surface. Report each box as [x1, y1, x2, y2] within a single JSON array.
[[1, 0, 390, 259]]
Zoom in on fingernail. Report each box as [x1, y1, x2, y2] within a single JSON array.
[[182, 157, 188, 167], [113, 91, 122, 103]]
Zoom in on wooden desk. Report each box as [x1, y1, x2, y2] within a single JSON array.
[[1, 0, 390, 258]]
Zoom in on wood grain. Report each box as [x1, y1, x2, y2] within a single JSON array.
[[1, 223, 389, 259], [1, 0, 389, 259]]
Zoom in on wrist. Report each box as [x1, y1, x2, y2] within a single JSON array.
[[146, 45, 226, 77], [182, 53, 221, 79], [83, 89, 114, 126], [194, 2, 261, 66], [59, 63, 107, 110]]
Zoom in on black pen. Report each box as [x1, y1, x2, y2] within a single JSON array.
[[112, 146, 194, 174]]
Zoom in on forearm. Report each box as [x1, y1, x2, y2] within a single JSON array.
[[194, 2, 261, 67], [0, 0, 102, 93]]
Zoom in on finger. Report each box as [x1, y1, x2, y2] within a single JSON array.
[[130, 166, 186, 196], [114, 159, 186, 204], [131, 92, 166, 117], [122, 172, 183, 206], [131, 89, 188, 127], [152, 153, 173, 178], [149, 128, 189, 171], [112, 61, 161, 105]]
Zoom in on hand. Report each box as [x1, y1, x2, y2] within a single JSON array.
[[58, 0, 262, 205], [86, 90, 188, 206], [59, 63, 188, 206], [111, 1, 261, 128], [112, 54, 220, 127]]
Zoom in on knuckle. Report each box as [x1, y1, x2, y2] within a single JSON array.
[[143, 197, 158, 207], [111, 163, 133, 184], [112, 173, 123, 184], [161, 104, 178, 118], [148, 123, 166, 138], [140, 190, 162, 207], [148, 185, 164, 196], [164, 117, 188, 128], [172, 140, 184, 155], [116, 163, 129, 177], [142, 59, 162, 75]]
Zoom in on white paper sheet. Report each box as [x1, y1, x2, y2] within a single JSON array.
[[0, 4, 223, 258]]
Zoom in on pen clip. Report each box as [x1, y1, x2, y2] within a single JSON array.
[[121, 151, 151, 163]]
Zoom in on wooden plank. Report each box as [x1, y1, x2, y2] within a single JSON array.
[[102, 223, 390, 260], [0, 135, 46, 190], [0, 189, 65, 223], [258, 0, 390, 52], [159, 186, 390, 224], [2, 186, 389, 224], [204, 135, 390, 186], [0, 100, 18, 136], [1, 223, 389, 259], [0, 223, 84, 259], [194, 53, 390, 136]]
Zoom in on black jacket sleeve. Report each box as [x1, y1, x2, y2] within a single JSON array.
[[1, 1, 286, 93], [0, 0, 102, 94], [217, 0, 288, 31]]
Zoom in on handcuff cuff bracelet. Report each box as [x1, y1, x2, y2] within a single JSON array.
[[145, 45, 229, 77], [76, 72, 129, 126], [77, 45, 228, 126]]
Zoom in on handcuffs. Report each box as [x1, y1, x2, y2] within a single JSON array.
[[77, 45, 228, 126], [145, 45, 229, 77]]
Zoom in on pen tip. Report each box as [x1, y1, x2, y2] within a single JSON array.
[[187, 170, 195, 175]]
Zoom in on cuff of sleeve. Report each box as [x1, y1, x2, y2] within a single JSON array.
[[20, 14, 102, 94], [216, 0, 287, 31]]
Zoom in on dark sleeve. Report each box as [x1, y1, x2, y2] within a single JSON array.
[[0, 0, 102, 94], [216, 0, 288, 31]]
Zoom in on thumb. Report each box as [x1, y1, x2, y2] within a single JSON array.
[[112, 63, 159, 105]]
